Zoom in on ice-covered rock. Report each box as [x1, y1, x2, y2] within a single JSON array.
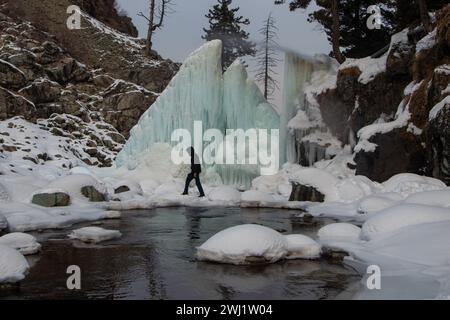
[[31, 191, 71, 207], [284, 234, 321, 259], [0, 244, 29, 283], [0, 232, 41, 255], [318, 223, 362, 241], [197, 224, 287, 265], [69, 227, 122, 243], [361, 204, 450, 240]]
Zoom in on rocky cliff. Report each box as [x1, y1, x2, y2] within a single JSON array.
[[315, 5, 450, 185], [0, 0, 179, 167]]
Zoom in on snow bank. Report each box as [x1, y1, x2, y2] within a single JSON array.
[[241, 190, 276, 203], [382, 173, 446, 197], [317, 223, 362, 241], [0, 244, 29, 283], [0, 182, 10, 203], [429, 96, 450, 120], [361, 204, 450, 240], [197, 224, 287, 265], [0, 232, 41, 255], [357, 194, 401, 215], [207, 186, 241, 203], [69, 227, 122, 243], [284, 234, 321, 259], [403, 189, 450, 208]]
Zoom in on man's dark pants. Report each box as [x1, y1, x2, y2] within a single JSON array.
[[183, 173, 205, 196]]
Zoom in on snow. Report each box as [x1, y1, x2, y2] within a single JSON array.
[[381, 173, 446, 197], [0, 232, 41, 255], [404, 189, 450, 207], [197, 224, 288, 265], [357, 194, 400, 215], [207, 186, 241, 203], [284, 234, 321, 259], [241, 190, 276, 203], [360, 204, 450, 241], [69, 227, 122, 243], [340, 54, 387, 85], [0, 244, 29, 284], [317, 223, 361, 241], [429, 96, 450, 120]]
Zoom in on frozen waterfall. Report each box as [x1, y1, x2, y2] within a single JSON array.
[[116, 40, 279, 188], [279, 52, 340, 165]]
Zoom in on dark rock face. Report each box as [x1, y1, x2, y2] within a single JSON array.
[[114, 185, 130, 194], [355, 129, 427, 183], [81, 186, 106, 202], [289, 182, 325, 202], [0, 87, 36, 120], [316, 5, 450, 183], [428, 102, 450, 185], [32, 192, 71, 207]]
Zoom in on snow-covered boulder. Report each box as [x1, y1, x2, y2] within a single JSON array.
[[361, 204, 450, 240], [0, 244, 29, 283], [404, 189, 450, 208], [318, 223, 362, 241], [112, 180, 143, 195], [241, 190, 275, 203], [69, 227, 122, 243], [35, 174, 107, 203], [289, 168, 338, 202], [0, 232, 41, 255], [139, 179, 160, 195], [208, 186, 241, 203], [197, 224, 287, 265], [357, 194, 400, 215], [284, 234, 321, 259], [382, 173, 446, 197]]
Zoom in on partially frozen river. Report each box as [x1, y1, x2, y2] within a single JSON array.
[[1, 207, 360, 300]]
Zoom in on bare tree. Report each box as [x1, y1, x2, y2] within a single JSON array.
[[138, 0, 174, 56], [330, 0, 345, 63], [418, 0, 432, 32], [255, 13, 280, 101]]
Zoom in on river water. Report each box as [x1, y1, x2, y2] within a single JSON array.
[[1, 207, 360, 300]]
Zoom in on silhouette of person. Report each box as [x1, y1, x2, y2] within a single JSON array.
[[182, 147, 205, 197]]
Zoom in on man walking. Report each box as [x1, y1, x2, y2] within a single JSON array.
[[182, 147, 205, 197]]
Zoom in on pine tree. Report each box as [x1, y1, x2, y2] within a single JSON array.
[[202, 0, 256, 70], [255, 13, 280, 101]]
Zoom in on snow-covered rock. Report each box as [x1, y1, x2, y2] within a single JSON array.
[[69, 227, 122, 243], [0, 232, 41, 255], [357, 194, 400, 215], [0, 183, 10, 203], [284, 234, 321, 259], [361, 204, 450, 240], [382, 173, 446, 197], [318, 223, 362, 241], [197, 224, 287, 265], [0, 244, 29, 283], [104, 211, 121, 219], [289, 168, 339, 202], [0, 215, 8, 233]]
